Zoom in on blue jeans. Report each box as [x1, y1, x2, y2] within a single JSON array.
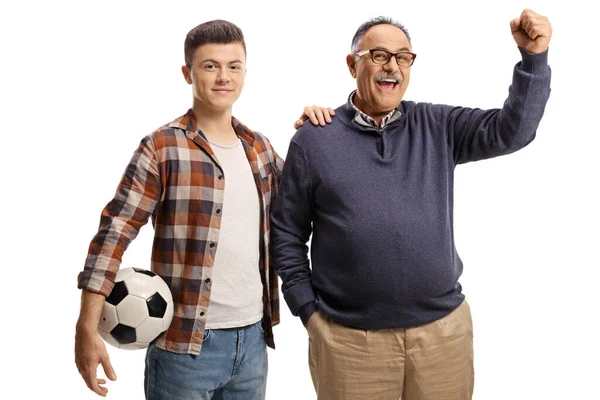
[[144, 321, 268, 400]]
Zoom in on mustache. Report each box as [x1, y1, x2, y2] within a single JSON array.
[[373, 72, 402, 84]]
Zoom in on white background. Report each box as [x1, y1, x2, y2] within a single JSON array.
[[1, 0, 599, 399]]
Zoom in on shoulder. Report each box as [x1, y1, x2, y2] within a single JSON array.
[[231, 117, 276, 154], [291, 103, 348, 149], [252, 130, 278, 160], [401, 100, 455, 121], [252, 130, 275, 152], [149, 125, 182, 142], [126, 116, 190, 162], [248, 130, 282, 174], [145, 115, 188, 149]]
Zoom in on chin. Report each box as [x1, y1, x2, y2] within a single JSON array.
[[210, 101, 235, 109]]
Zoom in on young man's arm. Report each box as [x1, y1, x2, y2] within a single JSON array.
[[75, 136, 161, 396], [75, 291, 116, 397]]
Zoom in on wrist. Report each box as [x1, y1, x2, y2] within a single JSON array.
[[518, 47, 549, 73], [76, 319, 98, 335]]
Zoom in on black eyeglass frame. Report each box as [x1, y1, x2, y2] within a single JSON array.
[[355, 48, 417, 67]]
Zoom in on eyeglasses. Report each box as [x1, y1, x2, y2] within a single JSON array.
[[355, 48, 417, 68]]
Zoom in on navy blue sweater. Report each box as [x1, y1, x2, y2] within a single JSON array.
[[271, 49, 551, 329]]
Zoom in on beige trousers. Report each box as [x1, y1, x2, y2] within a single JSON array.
[[307, 300, 474, 400]]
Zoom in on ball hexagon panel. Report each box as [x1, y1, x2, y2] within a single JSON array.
[[152, 275, 173, 303], [115, 267, 136, 282], [132, 268, 155, 278], [116, 295, 149, 327], [99, 303, 118, 332], [124, 272, 157, 299], [136, 317, 164, 343]]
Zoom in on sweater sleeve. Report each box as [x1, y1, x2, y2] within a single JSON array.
[[450, 48, 551, 164], [270, 139, 317, 321]]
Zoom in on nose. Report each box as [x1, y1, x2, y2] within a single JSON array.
[[382, 57, 400, 73], [216, 68, 230, 84]]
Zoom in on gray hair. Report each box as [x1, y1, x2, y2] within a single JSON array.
[[350, 16, 411, 53]]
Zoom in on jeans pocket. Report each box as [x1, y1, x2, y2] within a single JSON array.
[[203, 329, 212, 341], [257, 321, 265, 334]]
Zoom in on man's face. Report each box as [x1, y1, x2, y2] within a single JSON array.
[[347, 24, 412, 122], [182, 42, 246, 112]]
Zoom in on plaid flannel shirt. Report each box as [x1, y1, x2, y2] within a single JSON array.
[[78, 109, 284, 355]]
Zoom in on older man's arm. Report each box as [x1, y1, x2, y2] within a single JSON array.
[[449, 9, 552, 164], [270, 139, 317, 326]]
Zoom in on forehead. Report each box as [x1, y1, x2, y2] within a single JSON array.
[[359, 24, 410, 51], [193, 42, 246, 63]]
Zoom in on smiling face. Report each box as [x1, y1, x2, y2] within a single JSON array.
[[346, 24, 412, 123], [181, 42, 246, 113]]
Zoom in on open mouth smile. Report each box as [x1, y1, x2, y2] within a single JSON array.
[[376, 79, 399, 91]]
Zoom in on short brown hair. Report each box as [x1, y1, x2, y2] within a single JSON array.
[[184, 20, 246, 68]]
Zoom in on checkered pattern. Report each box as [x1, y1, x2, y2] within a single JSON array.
[[78, 109, 284, 355]]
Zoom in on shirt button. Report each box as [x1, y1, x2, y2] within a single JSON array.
[[218, 175, 223, 180], [205, 278, 211, 284], [199, 311, 205, 316], [216, 209, 221, 214], [209, 243, 215, 248]]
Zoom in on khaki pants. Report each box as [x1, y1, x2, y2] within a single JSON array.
[[307, 300, 474, 400]]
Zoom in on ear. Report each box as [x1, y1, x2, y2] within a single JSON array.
[[181, 65, 192, 84], [346, 54, 357, 79]]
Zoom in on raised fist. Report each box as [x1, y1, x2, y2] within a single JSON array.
[[510, 9, 552, 54]]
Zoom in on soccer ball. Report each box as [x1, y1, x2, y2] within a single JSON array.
[[99, 267, 174, 350]]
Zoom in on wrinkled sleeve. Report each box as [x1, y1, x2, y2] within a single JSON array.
[[270, 140, 317, 321], [77, 136, 161, 296], [450, 48, 551, 164]]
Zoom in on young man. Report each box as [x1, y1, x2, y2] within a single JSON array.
[[75, 20, 330, 399], [272, 9, 552, 400]]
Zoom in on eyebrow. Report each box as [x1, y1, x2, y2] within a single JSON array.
[[201, 59, 244, 64]]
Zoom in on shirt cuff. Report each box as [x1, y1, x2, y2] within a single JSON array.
[[77, 271, 113, 298]]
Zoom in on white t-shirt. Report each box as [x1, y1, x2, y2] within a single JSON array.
[[204, 138, 264, 329]]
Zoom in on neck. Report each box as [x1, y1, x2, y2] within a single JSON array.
[[353, 93, 394, 126], [191, 104, 238, 145]]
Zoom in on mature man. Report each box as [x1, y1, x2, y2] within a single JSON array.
[[75, 20, 328, 399], [272, 9, 552, 400]]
